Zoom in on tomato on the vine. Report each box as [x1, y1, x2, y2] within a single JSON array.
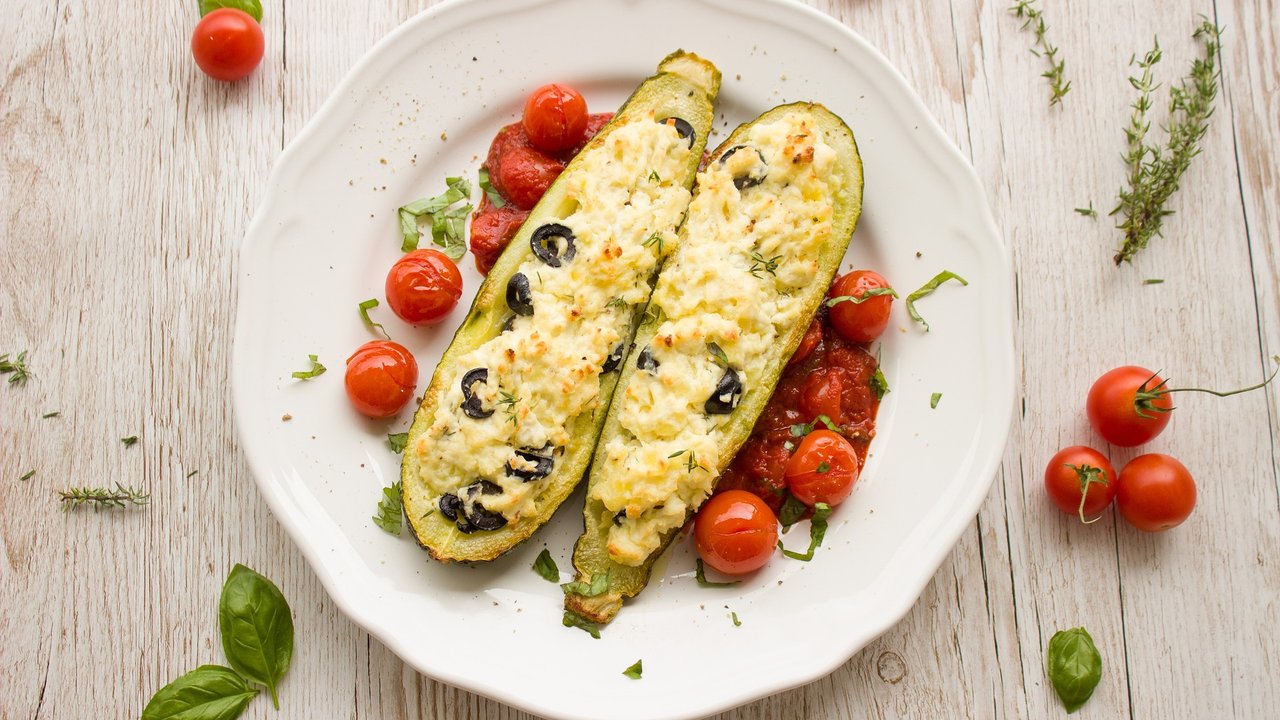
[[191, 8, 264, 82], [1086, 366, 1173, 447], [784, 429, 860, 507], [1116, 454, 1196, 532], [694, 490, 778, 575], [385, 249, 464, 326], [522, 84, 589, 154], [1043, 446, 1118, 523], [344, 341, 418, 418], [827, 270, 895, 344]]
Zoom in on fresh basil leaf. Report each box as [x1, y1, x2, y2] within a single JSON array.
[[291, 354, 325, 380], [1047, 627, 1102, 713], [386, 432, 408, 453], [905, 270, 968, 331], [778, 492, 807, 528], [870, 366, 889, 400], [779, 503, 833, 561], [730, 611, 742, 627], [478, 167, 506, 209], [561, 571, 610, 597], [706, 341, 730, 368], [622, 659, 643, 679], [930, 392, 942, 409], [372, 482, 403, 536], [789, 414, 838, 438], [218, 564, 294, 709], [695, 559, 739, 587], [198, 0, 263, 22], [122, 435, 139, 447], [825, 286, 898, 307], [398, 177, 472, 256], [141, 664, 258, 720], [358, 299, 390, 339], [562, 610, 602, 639], [533, 549, 559, 582]]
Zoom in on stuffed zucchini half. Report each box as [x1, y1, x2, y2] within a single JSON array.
[[400, 51, 720, 563], [566, 102, 863, 622]]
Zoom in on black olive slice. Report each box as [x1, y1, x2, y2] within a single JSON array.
[[467, 504, 508, 532], [718, 145, 767, 190], [455, 516, 478, 533], [439, 493, 462, 521], [658, 117, 695, 148], [506, 272, 534, 316], [506, 448, 554, 482], [612, 510, 626, 526], [460, 368, 494, 419], [602, 341, 630, 373], [463, 479, 504, 498], [705, 367, 743, 414], [636, 345, 660, 373], [530, 223, 577, 267]]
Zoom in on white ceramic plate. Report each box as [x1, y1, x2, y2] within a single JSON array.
[[232, 0, 1013, 717]]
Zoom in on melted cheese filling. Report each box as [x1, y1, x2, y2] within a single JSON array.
[[412, 115, 693, 523], [591, 112, 837, 565]]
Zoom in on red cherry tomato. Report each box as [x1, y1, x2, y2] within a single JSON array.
[[1116, 454, 1196, 532], [385, 249, 463, 326], [799, 367, 850, 427], [344, 341, 418, 418], [784, 429, 860, 507], [522, 84, 589, 154], [827, 270, 895, 344], [1043, 446, 1118, 522], [1086, 366, 1173, 447], [694, 490, 779, 575], [787, 319, 822, 369], [191, 8, 264, 82]]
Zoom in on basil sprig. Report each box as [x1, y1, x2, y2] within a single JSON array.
[[372, 482, 404, 536], [219, 564, 295, 709], [778, 502, 833, 561], [398, 177, 473, 258], [386, 432, 409, 453], [561, 571, 610, 597], [198, 0, 263, 22], [905, 270, 969, 331], [1047, 627, 1103, 713], [141, 664, 258, 720], [533, 549, 559, 582]]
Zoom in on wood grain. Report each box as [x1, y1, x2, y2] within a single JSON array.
[[1, 0, 1276, 718]]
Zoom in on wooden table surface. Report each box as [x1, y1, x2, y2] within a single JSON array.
[[3, 0, 1278, 717]]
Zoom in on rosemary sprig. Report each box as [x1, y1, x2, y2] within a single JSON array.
[[58, 483, 150, 511], [1112, 20, 1222, 265], [1010, 1, 1071, 106], [498, 390, 519, 424], [1075, 202, 1098, 219], [0, 350, 32, 386]]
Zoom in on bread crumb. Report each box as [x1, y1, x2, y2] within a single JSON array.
[[281, 413, 293, 421]]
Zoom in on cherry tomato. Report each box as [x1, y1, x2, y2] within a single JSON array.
[[694, 490, 779, 575], [784, 429, 860, 507], [344, 341, 418, 418], [1043, 446, 1118, 522], [827, 270, 895, 344], [1116, 454, 1196, 532], [1086, 366, 1173, 447], [191, 8, 264, 82], [787, 319, 822, 369], [522, 84, 589, 154], [469, 199, 529, 275], [385, 249, 463, 326], [799, 367, 850, 427]]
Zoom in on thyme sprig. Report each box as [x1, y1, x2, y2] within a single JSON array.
[[1010, 1, 1071, 106], [58, 483, 150, 511], [0, 350, 32, 386], [1112, 20, 1222, 265]]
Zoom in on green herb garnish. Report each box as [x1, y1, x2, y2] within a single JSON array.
[[707, 341, 731, 367], [789, 414, 838, 437], [398, 176, 473, 258], [930, 392, 942, 409], [291, 354, 326, 380], [648, 170, 661, 183], [42, 411, 59, 418], [140, 664, 258, 720], [1010, 0, 1071, 106], [562, 571, 610, 597], [695, 559, 740, 587], [606, 296, 627, 309], [562, 610, 602, 639], [372, 481, 403, 535], [358, 298, 390, 339], [815, 461, 830, 474], [778, 502, 833, 561], [0, 351, 32, 386], [622, 660, 643, 679], [1046, 627, 1103, 713], [871, 367, 889, 400], [218, 564, 294, 709], [122, 435, 139, 447], [826, 287, 897, 308], [387, 432, 409, 453], [1075, 202, 1098, 219], [533, 549, 559, 582], [20, 470, 35, 482], [749, 252, 782, 278], [906, 271, 969, 331], [778, 492, 807, 528], [477, 166, 506, 208], [198, 0, 263, 22], [731, 611, 742, 627], [58, 483, 150, 511], [642, 232, 665, 255], [1143, 278, 1165, 285]]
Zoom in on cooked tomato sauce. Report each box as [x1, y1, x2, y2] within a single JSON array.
[[469, 112, 613, 274], [716, 313, 881, 514]]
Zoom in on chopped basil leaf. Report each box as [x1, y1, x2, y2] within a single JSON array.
[[387, 432, 409, 453], [533, 549, 559, 582], [187, 470, 199, 478], [783, 440, 795, 452], [398, 176, 472, 258], [930, 392, 942, 409], [778, 502, 833, 561], [291, 354, 326, 380], [789, 414, 838, 437], [1143, 278, 1164, 285], [20, 469, 35, 481], [815, 461, 830, 474], [731, 611, 742, 627], [371, 482, 403, 535], [42, 411, 60, 418], [778, 492, 807, 528], [477, 166, 506, 209], [562, 571, 610, 597], [695, 559, 740, 587], [905, 270, 968, 331], [825, 286, 898, 308], [707, 341, 731, 368], [198, 0, 263, 22], [648, 170, 661, 183], [121, 436, 139, 447], [562, 610, 602, 639], [870, 366, 889, 400], [358, 298, 390, 339], [622, 659, 643, 679]]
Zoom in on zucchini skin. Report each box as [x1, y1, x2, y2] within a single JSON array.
[[400, 51, 721, 563], [567, 102, 864, 623]]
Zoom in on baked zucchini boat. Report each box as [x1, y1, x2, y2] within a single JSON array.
[[401, 51, 721, 562], [566, 102, 863, 622]]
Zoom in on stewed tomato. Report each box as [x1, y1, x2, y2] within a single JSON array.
[[1043, 446, 1118, 523], [1086, 366, 1173, 447], [787, 319, 822, 369], [191, 8, 264, 82], [469, 198, 529, 275], [1116, 454, 1196, 532], [344, 341, 418, 418], [784, 429, 860, 506], [694, 490, 779, 575], [799, 367, 851, 426], [827, 270, 895, 343], [522, 84, 589, 154], [384, 249, 463, 326]]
